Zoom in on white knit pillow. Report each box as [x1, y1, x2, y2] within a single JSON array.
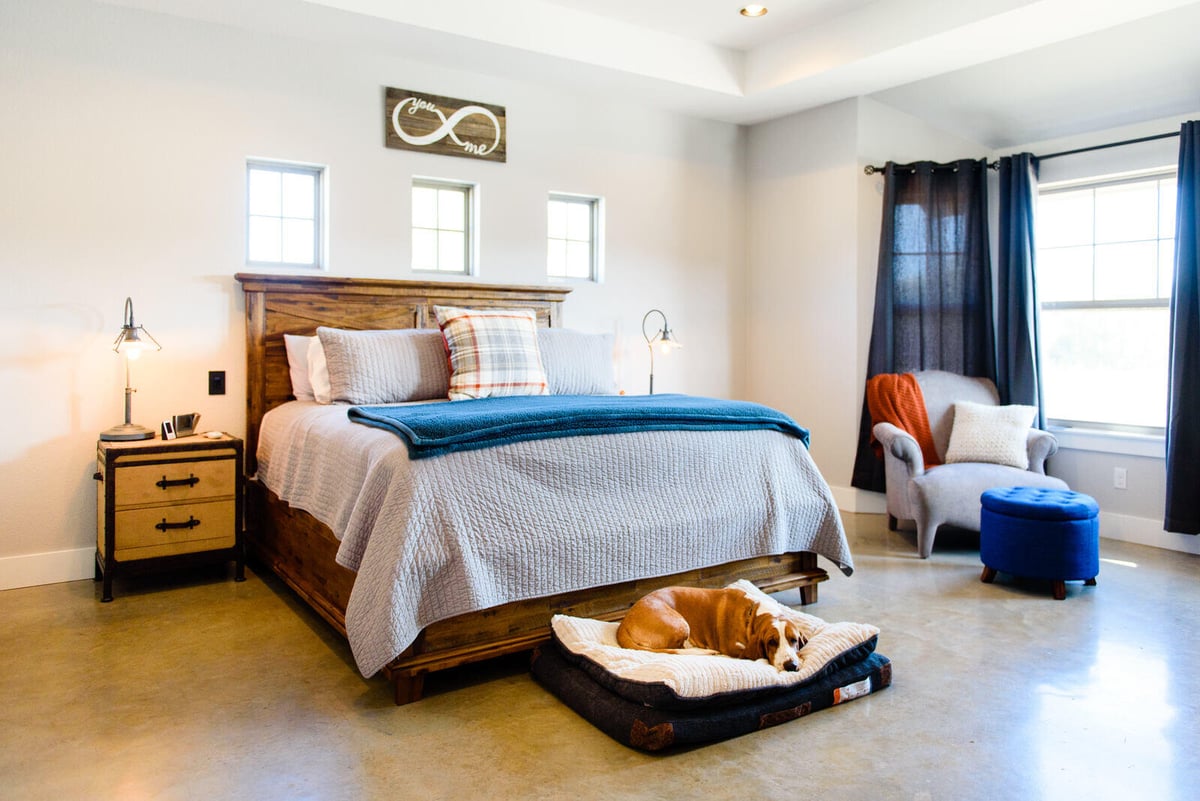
[[945, 401, 1036, 469]]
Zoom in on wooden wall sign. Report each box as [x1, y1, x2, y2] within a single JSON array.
[[384, 88, 506, 163]]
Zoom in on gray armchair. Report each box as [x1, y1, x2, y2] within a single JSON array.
[[872, 370, 1067, 558]]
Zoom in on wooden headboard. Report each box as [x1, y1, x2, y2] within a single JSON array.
[[235, 273, 572, 470]]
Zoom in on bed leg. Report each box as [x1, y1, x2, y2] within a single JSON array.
[[393, 673, 425, 706], [798, 583, 819, 606]]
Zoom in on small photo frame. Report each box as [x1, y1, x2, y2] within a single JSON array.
[[160, 419, 176, 440]]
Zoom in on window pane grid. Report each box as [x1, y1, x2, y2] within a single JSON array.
[[547, 196, 597, 280], [1036, 172, 1175, 431], [246, 161, 321, 268], [413, 181, 471, 274]]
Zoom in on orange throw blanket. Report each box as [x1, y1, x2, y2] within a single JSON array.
[[866, 373, 940, 468]]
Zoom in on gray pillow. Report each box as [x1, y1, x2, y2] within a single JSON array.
[[316, 327, 449, 404], [536, 329, 616, 395]]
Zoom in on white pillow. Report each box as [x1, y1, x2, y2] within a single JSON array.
[[944, 401, 1036, 469], [536, 329, 616, 395], [316, 327, 450, 404], [307, 335, 332, 405], [283, 334, 316, 401]]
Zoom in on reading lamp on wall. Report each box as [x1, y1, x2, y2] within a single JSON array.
[[641, 308, 682, 395], [100, 297, 161, 442]]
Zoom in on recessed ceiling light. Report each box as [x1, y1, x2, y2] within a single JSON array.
[[740, 4, 768, 17]]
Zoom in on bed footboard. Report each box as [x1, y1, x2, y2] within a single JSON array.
[[247, 482, 829, 705]]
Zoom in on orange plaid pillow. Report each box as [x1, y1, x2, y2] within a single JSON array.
[[434, 306, 549, 400]]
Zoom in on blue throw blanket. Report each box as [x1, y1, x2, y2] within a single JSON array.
[[348, 394, 810, 459]]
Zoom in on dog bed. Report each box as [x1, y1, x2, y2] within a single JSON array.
[[531, 581, 891, 750], [532, 641, 891, 751], [549, 581, 881, 710]]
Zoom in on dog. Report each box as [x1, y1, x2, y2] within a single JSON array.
[[616, 585, 806, 671]]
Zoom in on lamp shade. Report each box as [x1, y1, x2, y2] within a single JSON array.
[[112, 297, 161, 357]]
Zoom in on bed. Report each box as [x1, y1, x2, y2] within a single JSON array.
[[235, 272, 852, 704]]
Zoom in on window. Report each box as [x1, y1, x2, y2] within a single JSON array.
[[412, 179, 474, 274], [547, 193, 601, 280], [246, 160, 323, 268], [1036, 172, 1175, 433]]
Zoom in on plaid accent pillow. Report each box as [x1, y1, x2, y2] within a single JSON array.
[[434, 306, 549, 400]]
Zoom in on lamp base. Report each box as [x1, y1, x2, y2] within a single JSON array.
[[100, 423, 156, 442]]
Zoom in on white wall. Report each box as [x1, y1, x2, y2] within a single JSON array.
[[745, 97, 986, 511], [0, 0, 747, 585]]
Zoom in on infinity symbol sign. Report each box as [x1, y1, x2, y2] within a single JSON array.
[[391, 97, 501, 157]]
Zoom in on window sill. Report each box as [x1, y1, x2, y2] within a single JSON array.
[[1050, 426, 1164, 458]]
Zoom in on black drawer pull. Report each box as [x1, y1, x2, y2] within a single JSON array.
[[156, 516, 200, 532], [157, 474, 199, 490]]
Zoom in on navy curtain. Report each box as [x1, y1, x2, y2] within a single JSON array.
[[996, 153, 1045, 425], [852, 159, 997, 491], [1165, 121, 1200, 535]]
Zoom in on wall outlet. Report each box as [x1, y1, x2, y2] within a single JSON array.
[[1113, 466, 1127, 490]]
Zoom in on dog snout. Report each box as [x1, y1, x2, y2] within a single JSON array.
[[783, 658, 799, 672]]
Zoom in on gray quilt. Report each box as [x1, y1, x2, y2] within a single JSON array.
[[257, 402, 853, 677]]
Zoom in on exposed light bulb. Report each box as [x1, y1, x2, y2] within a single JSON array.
[[740, 4, 768, 17]]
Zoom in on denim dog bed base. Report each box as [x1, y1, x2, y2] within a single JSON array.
[[531, 641, 892, 752]]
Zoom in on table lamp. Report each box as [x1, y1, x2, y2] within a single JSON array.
[[100, 297, 161, 441]]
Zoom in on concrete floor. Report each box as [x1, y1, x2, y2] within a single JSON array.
[[2, 513, 1199, 801]]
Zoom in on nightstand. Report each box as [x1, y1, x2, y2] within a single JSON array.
[[95, 433, 244, 601]]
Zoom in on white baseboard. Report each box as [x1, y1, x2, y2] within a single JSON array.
[[830, 485, 887, 514], [1, 510, 1194, 592], [1099, 511, 1200, 556], [0, 548, 95, 591], [829, 485, 1200, 557]]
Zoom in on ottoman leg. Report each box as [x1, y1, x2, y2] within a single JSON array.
[[981, 566, 997, 584], [1052, 580, 1066, 601], [1085, 578, 1097, 586]]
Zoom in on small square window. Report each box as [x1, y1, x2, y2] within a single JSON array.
[[246, 160, 323, 269], [548, 194, 601, 281], [412, 179, 474, 274]]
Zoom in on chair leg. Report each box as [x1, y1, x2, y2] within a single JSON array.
[[1052, 580, 1066, 601], [980, 566, 997, 584], [1084, 578, 1097, 586], [915, 518, 938, 559]]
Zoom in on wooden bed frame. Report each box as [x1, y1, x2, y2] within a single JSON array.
[[235, 272, 830, 705]]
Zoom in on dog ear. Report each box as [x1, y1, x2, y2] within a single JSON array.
[[786, 620, 806, 649]]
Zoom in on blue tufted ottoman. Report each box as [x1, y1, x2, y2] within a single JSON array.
[[979, 487, 1100, 600]]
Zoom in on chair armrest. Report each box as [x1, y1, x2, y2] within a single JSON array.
[[873, 422, 926, 476], [1026, 429, 1059, 474]]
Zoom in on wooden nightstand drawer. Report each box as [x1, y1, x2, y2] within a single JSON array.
[[95, 434, 245, 601], [114, 460, 235, 506], [113, 499, 237, 559]]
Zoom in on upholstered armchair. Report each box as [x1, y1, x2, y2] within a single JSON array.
[[872, 370, 1068, 558]]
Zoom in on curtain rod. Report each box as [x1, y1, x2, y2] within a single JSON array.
[[1036, 130, 1180, 162], [863, 129, 1181, 175], [863, 161, 998, 175]]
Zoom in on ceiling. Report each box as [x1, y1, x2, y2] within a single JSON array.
[[109, 0, 1200, 147]]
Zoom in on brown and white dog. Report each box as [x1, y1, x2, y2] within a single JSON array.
[[616, 586, 806, 671]]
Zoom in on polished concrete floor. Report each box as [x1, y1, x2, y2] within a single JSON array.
[[2, 514, 1199, 801]]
